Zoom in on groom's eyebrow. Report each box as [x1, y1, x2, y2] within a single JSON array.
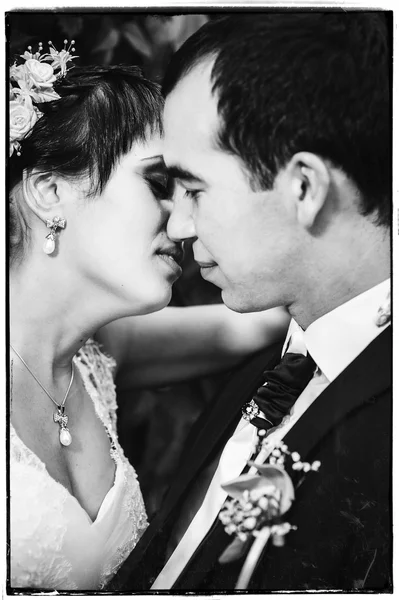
[[166, 165, 205, 185]]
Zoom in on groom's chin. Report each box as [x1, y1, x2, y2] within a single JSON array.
[[221, 289, 250, 314], [221, 285, 270, 314]]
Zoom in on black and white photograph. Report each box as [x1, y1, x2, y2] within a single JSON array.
[[5, 2, 395, 595]]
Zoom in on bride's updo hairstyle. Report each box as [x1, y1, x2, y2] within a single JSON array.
[[9, 65, 163, 262]]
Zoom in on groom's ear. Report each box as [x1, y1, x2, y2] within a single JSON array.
[[286, 151, 331, 230]]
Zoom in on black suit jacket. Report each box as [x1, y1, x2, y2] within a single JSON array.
[[108, 326, 392, 592]]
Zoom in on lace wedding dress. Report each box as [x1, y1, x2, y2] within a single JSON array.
[[10, 340, 148, 590]]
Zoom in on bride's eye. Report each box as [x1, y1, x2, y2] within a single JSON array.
[[145, 176, 174, 200]]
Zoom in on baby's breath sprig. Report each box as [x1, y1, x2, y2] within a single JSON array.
[[219, 485, 284, 543], [217, 442, 321, 589], [253, 434, 321, 473]]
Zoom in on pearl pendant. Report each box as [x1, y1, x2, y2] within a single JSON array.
[[60, 428, 72, 446], [54, 409, 71, 446], [43, 235, 55, 254]]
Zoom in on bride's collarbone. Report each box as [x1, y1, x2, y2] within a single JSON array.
[[11, 378, 116, 521]]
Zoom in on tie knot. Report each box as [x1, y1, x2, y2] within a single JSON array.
[[242, 351, 316, 430], [277, 351, 316, 392]]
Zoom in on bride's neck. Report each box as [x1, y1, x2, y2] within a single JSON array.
[[10, 255, 105, 375]]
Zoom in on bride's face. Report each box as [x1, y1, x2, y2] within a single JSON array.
[[66, 133, 183, 316]]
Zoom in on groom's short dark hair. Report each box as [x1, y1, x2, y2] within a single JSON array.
[[163, 13, 391, 226]]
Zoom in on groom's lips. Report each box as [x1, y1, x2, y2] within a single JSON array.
[[196, 260, 218, 271]]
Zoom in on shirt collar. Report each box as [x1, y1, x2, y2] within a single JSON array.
[[284, 279, 391, 383]]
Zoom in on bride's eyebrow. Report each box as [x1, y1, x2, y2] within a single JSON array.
[[139, 155, 167, 176], [140, 154, 164, 163], [140, 155, 165, 167]]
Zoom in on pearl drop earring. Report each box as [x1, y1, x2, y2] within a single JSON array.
[[43, 216, 66, 254]]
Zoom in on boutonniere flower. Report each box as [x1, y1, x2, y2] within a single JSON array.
[[375, 291, 391, 327], [218, 442, 321, 589]]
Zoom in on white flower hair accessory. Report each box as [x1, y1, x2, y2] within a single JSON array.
[[9, 40, 78, 157]]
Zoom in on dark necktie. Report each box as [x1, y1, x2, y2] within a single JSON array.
[[242, 351, 316, 431], [167, 349, 316, 561], [171, 349, 317, 589]]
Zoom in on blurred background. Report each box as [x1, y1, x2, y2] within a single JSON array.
[[7, 10, 230, 517], [7, 12, 212, 82]]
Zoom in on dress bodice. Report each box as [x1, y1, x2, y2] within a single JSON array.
[[10, 340, 148, 590]]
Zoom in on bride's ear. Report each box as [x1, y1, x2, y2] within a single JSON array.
[[22, 169, 63, 222], [287, 151, 331, 230]]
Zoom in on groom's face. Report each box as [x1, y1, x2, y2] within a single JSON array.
[[164, 60, 298, 313]]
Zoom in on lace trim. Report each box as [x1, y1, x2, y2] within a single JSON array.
[[100, 460, 149, 588], [76, 339, 118, 435], [10, 423, 47, 470], [10, 428, 75, 589], [77, 343, 148, 587], [10, 339, 148, 590]]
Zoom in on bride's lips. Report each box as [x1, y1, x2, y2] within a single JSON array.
[[156, 245, 184, 275]]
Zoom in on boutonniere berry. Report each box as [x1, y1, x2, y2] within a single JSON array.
[[218, 441, 321, 589]]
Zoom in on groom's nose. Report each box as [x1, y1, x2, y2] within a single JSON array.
[[167, 192, 197, 242]]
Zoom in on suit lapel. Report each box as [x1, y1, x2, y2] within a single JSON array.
[[109, 342, 283, 590], [284, 326, 392, 460], [159, 342, 283, 516], [171, 327, 392, 591], [111, 328, 391, 591]]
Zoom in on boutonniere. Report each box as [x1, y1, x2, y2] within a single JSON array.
[[375, 290, 391, 327], [218, 441, 321, 589]]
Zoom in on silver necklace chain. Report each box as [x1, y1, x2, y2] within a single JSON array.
[[9, 344, 75, 447], [9, 343, 74, 409]]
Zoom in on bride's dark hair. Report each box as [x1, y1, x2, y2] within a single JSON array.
[[10, 64, 163, 193], [9, 65, 163, 260]]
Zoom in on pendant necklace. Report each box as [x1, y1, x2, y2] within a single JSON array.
[[10, 344, 74, 447]]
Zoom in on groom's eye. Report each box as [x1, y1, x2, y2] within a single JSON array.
[[184, 189, 201, 201]]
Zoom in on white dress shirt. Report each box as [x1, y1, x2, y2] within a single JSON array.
[[151, 279, 390, 589]]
